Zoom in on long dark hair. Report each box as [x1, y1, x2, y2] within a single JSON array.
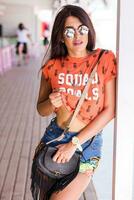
[[42, 5, 96, 66]]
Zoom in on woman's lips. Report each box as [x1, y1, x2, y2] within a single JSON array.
[[73, 41, 83, 46]]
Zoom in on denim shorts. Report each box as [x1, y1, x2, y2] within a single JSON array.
[[41, 118, 103, 163]]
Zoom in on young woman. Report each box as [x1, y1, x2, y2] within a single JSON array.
[[36, 4, 117, 200]]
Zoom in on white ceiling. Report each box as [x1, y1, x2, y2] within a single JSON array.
[[0, 0, 53, 9]]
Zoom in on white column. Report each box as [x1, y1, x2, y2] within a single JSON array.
[[113, 0, 134, 199]]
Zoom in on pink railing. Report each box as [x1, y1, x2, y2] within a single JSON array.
[[0, 45, 16, 75]]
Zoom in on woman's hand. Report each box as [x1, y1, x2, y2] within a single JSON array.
[[49, 92, 63, 109], [52, 142, 77, 163]]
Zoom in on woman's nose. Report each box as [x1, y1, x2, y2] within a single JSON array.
[[74, 30, 80, 38]]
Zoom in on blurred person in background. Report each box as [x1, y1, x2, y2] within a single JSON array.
[[43, 26, 50, 51], [16, 23, 33, 66]]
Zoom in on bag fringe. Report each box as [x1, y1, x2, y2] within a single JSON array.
[[31, 150, 56, 200], [31, 141, 80, 199], [47, 158, 80, 198]]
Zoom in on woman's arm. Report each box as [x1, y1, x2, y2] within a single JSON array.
[[27, 33, 33, 45], [37, 73, 64, 116], [37, 74, 54, 116], [77, 78, 116, 144]]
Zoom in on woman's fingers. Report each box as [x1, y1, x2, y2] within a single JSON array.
[[49, 92, 60, 99], [52, 150, 61, 162], [54, 154, 69, 163], [52, 149, 69, 163], [49, 92, 63, 108], [52, 143, 76, 163], [56, 154, 64, 163], [51, 98, 62, 106], [61, 158, 68, 163]]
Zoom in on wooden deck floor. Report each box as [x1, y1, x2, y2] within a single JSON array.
[[0, 58, 97, 200]]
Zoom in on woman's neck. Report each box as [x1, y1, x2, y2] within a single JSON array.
[[68, 50, 89, 58]]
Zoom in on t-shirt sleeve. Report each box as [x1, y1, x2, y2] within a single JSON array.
[[42, 64, 49, 80], [42, 59, 54, 80], [104, 50, 117, 83]]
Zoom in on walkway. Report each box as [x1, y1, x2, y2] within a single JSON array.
[[0, 58, 97, 200]]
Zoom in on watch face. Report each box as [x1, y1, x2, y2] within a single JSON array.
[[72, 136, 83, 152], [72, 137, 79, 144]]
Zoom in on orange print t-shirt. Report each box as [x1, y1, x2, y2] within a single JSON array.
[[42, 48, 117, 125]]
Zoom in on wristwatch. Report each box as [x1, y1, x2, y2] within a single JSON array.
[[71, 136, 83, 152]]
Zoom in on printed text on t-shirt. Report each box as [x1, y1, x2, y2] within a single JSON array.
[[58, 72, 99, 101]]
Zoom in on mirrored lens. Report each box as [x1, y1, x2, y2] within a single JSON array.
[[64, 28, 75, 38], [78, 25, 89, 35]]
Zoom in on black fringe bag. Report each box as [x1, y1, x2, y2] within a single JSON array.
[[31, 141, 81, 200]]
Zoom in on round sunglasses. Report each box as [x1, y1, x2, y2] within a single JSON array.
[[64, 25, 89, 39]]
